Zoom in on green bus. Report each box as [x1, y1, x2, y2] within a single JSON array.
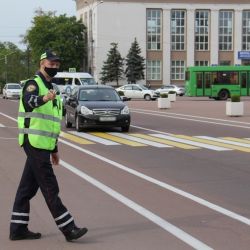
[[185, 66, 250, 100]]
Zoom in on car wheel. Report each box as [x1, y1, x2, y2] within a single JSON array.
[[3, 95, 5, 99], [65, 112, 72, 128], [75, 115, 82, 132], [121, 125, 130, 132], [144, 94, 151, 101]]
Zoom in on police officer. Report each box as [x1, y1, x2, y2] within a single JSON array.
[[10, 50, 88, 241]]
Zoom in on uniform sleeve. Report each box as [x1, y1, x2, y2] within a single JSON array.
[[22, 80, 46, 112]]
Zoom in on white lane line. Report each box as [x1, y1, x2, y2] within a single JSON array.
[[2, 112, 250, 226], [70, 131, 120, 145], [109, 132, 171, 148], [131, 108, 250, 125], [131, 110, 250, 130], [0, 123, 4, 127], [60, 159, 213, 250], [0, 112, 17, 122], [150, 134, 231, 151], [197, 136, 250, 148], [59, 138, 250, 226]]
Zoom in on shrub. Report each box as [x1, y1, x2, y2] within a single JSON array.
[[117, 90, 124, 96], [168, 90, 176, 94], [231, 95, 240, 102], [160, 93, 168, 98]]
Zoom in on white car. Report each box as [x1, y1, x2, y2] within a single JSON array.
[[2, 83, 22, 99], [116, 84, 158, 101], [155, 85, 185, 96]]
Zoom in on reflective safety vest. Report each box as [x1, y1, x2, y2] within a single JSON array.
[[18, 75, 62, 150]]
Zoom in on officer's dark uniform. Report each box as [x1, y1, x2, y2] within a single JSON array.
[[10, 72, 76, 237]]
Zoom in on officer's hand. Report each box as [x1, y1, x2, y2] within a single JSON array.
[[43, 89, 56, 102], [51, 152, 60, 165]]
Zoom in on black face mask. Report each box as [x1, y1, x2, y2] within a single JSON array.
[[44, 67, 58, 77]]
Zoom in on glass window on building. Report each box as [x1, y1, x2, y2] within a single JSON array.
[[242, 59, 250, 65], [171, 10, 185, 50], [195, 10, 209, 51], [219, 11, 233, 51], [147, 60, 162, 80], [242, 10, 250, 50], [171, 61, 185, 80], [195, 60, 209, 66], [219, 60, 231, 65], [147, 9, 162, 50]]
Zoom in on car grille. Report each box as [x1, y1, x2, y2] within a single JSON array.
[[93, 109, 120, 116]]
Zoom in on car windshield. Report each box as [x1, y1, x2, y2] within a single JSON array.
[[7, 84, 21, 89], [79, 88, 121, 101], [80, 78, 96, 85]]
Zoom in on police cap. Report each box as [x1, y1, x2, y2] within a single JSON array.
[[40, 50, 61, 62]]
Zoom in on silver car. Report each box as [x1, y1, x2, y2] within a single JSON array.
[[2, 83, 22, 99], [155, 85, 185, 96]]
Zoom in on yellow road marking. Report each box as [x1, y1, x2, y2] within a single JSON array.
[[90, 132, 146, 147], [176, 135, 250, 153], [60, 132, 94, 145], [222, 137, 250, 144], [131, 133, 199, 149]]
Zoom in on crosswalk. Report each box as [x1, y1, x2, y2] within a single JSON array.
[[59, 131, 250, 153]]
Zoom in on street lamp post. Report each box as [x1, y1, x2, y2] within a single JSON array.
[[85, 0, 103, 76]]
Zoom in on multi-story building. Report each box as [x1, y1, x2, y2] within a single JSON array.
[[76, 0, 250, 87]]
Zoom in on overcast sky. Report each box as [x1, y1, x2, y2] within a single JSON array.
[[0, 0, 76, 50]]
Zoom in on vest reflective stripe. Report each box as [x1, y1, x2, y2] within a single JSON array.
[[19, 128, 59, 139], [18, 112, 61, 123]]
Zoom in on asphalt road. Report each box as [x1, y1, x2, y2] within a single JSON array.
[[0, 96, 250, 250]]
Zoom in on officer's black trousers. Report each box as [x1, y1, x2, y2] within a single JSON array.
[[10, 141, 75, 235]]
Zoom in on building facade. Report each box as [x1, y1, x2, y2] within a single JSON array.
[[76, 0, 250, 87]]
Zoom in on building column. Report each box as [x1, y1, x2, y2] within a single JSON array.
[[210, 10, 219, 65], [186, 9, 195, 67], [162, 9, 171, 84], [234, 9, 243, 65]]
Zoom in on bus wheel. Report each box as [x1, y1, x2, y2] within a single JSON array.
[[218, 90, 229, 100]]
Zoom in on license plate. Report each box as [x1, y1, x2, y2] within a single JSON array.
[[99, 116, 116, 122]]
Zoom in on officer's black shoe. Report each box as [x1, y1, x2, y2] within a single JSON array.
[[64, 226, 88, 242], [9, 230, 41, 241]]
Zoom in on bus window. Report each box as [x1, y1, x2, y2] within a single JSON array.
[[240, 73, 247, 88], [204, 73, 211, 88], [185, 71, 190, 81], [217, 72, 238, 85], [196, 73, 203, 88]]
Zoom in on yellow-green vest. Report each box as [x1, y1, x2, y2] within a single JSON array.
[[18, 75, 62, 150]]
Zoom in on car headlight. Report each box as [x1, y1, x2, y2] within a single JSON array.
[[121, 106, 130, 115], [81, 106, 93, 115]]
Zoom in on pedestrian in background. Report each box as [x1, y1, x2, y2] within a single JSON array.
[[9, 50, 88, 242]]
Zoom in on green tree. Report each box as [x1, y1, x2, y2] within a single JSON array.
[[125, 38, 145, 83], [0, 42, 35, 91], [100, 43, 124, 86], [24, 9, 87, 71]]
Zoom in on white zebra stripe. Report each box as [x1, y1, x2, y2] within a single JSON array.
[[150, 134, 231, 151], [70, 131, 120, 145], [197, 136, 250, 148], [109, 132, 171, 148]]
